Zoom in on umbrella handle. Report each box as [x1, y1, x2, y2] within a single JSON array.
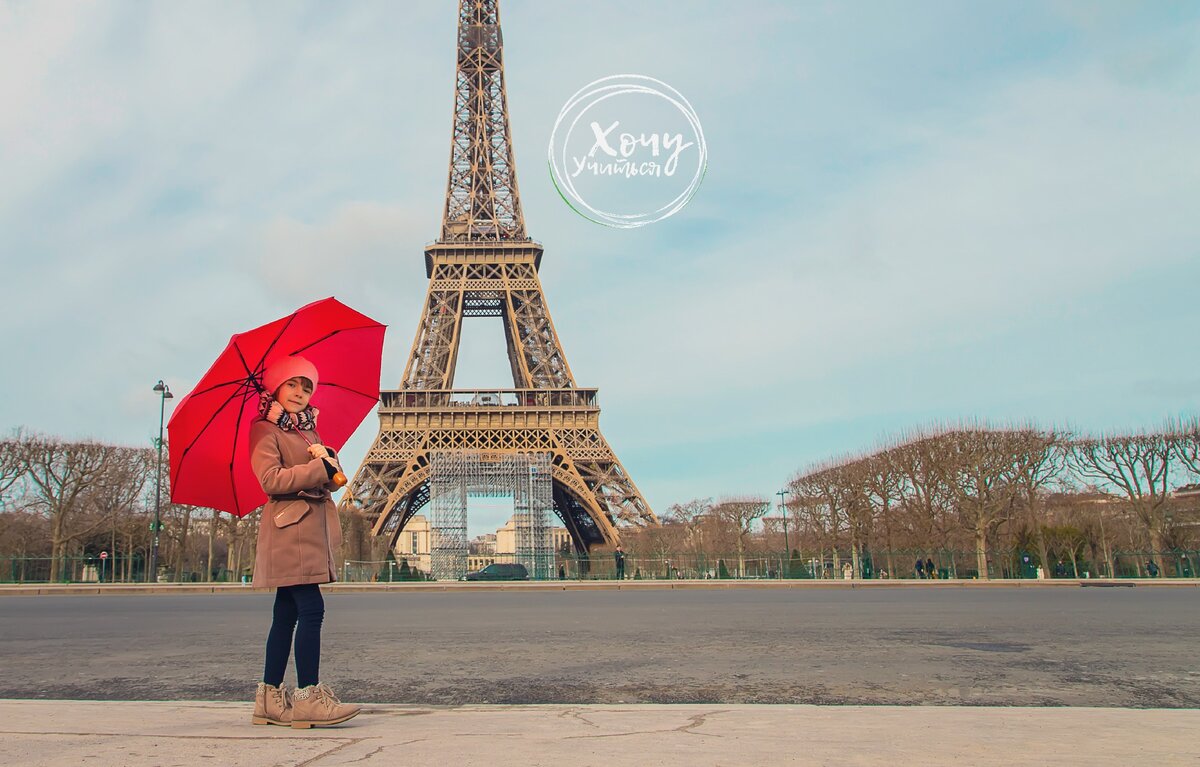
[[295, 429, 348, 488]]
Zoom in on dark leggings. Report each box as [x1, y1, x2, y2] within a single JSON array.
[[263, 583, 324, 688]]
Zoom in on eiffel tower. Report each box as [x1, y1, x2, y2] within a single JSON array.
[[342, 0, 657, 555]]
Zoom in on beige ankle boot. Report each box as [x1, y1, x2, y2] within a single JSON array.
[[252, 682, 292, 726], [291, 683, 361, 729]]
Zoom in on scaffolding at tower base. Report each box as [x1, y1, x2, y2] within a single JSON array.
[[429, 451, 554, 581]]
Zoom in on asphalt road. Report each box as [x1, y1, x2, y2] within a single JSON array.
[[1, 587, 1196, 707]]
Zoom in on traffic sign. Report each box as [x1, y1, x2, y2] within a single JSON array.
[[100, 551, 108, 560]]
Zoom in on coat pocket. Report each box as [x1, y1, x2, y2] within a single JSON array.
[[272, 500, 310, 528]]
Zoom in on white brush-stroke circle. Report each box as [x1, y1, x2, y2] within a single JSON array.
[[548, 74, 707, 229]]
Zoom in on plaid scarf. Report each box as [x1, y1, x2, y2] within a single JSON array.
[[258, 391, 318, 432]]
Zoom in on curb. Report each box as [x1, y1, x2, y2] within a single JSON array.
[[0, 578, 1196, 596]]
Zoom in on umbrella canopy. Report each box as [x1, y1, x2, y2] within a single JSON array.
[[167, 297, 386, 517]]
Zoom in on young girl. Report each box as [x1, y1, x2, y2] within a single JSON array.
[[249, 355, 361, 729]]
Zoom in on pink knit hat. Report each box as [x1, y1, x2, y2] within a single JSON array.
[[262, 355, 319, 395]]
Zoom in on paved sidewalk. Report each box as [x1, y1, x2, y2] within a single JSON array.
[[1, 700, 1194, 766]]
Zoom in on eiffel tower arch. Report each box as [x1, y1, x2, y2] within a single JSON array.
[[342, 0, 657, 558]]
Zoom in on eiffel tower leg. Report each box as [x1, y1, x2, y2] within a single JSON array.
[[403, 273, 464, 389], [549, 461, 618, 546], [501, 262, 575, 389], [554, 428, 655, 529]]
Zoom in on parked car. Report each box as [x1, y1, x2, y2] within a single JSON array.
[[464, 563, 530, 581]]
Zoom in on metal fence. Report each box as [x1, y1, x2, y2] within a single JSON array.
[[4, 549, 1197, 584], [342, 548, 1200, 583], [0, 555, 250, 584]]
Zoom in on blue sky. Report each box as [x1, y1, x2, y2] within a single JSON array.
[[1, 1, 1198, 535]]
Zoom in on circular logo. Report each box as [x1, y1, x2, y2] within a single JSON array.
[[548, 74, 707, 229]]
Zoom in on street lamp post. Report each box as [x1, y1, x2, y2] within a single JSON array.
[[150, 380, 174, 583], [777, 488, 790, 577]]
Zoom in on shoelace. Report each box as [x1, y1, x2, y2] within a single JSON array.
[[270, 685, 290, 710], [314, 684, 342, 705]]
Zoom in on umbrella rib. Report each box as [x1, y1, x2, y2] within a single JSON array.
[[185, 378, 245, 400], [252, 314, 298, 381], [289, 324, 385, 356], [174, 379, 257, 499], [234, 337, 270, 393], [320, 381, 382, 401], [230, 382, 252, 518]]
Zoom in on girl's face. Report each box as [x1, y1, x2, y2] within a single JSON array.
[[275, 377, 314, 413]]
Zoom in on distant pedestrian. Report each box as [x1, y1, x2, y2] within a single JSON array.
[[558, 563, 566, 580], [1147, 561, 1159, 578], [926, 558, 936, 580], [915, 558, 925, 579], [614, 546, 626, 580]]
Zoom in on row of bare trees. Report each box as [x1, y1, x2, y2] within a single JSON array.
[[5, 420, 1199, 582], [621, 497, 772, 577], [0, 431, 262, 582], [618, 422, 1200, 580], [1, 429, 395, 582]]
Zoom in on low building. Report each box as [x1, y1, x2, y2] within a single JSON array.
[[495, 518, 572, 555], [393, 515, 432, 574], [469, 534, 497, 555], [396, 515, 568, 576]]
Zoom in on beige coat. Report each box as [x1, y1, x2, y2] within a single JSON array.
[[249, 419, 343, 589]]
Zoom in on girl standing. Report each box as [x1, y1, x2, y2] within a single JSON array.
[[249, 355, 361, 729]]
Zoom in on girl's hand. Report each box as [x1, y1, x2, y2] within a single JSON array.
[[307, 444, 330, 460]]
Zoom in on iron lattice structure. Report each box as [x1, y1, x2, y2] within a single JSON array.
[[342, 0, 656, 556], [441, 0, 524, 243], [428, 451, 553, 581]]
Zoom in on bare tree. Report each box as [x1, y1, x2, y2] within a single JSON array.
[[0, 508, 50, 557], [1043, 523, 1088, 577], [710, 496, 769, 577], [796, 456, 876, 576], [790, 472, 841, 576], [939, 429, 1024, 580], [1173, 417, 1200, 479], [20, 434, 113, 581], [0, 433, 26, 505], [1010, 428, 1068, 578], [839, 462, 877, 578], [629, 520, 686, 577], [161, 501, 195, 581], [205, 509, 217, 581], [223, 513, 260, 582], [665, 497, 713, 574], [862, 452, 903, 578], [888, 430, 957, 560], [1068, 432, 1179, 563]]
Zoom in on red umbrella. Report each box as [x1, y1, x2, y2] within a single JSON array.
[[167, 297, 386, 517]]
